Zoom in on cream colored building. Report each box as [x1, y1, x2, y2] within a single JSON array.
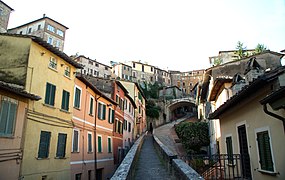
[[209, 67, 285, 179], [0, 33, 82, 179], [8, 15, 68, 51], [74, 55, 112, 79]]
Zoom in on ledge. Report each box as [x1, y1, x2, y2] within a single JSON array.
[[258, 169, 278, 176], [172, 159, 204, 180]]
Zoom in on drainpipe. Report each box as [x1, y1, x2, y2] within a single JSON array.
[[263, 104, 285, 133], [94, 94, 101, 180]]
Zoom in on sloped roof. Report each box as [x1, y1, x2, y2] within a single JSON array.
[[208, 66, 285, 119], [0, 81, 41, 100], [0, 33, 82, 68]]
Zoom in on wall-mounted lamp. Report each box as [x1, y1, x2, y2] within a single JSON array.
[[107, 104, 112, 107], [61, 64, 64, 67]]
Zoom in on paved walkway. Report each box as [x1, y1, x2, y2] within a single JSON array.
[[154, 115, 198, 158], [134, 133, 174, 180]]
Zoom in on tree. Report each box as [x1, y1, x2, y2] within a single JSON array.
[[175, 122, 210, 154], [255, 43, 267, 54], [235, 41, 247, 59], [213, 57, 223, 66]]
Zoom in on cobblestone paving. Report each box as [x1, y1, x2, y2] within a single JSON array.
[[134, 134, 174, 180]]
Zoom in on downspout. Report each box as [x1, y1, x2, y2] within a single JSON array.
[[94, 94, 101, 179], [263, 104, 285, 133]]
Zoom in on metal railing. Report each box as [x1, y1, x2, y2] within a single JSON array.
[[183, 154, 244, 180]]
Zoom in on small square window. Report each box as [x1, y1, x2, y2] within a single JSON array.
[[64, 66, 70, 77], [49, 57, 57, 70]]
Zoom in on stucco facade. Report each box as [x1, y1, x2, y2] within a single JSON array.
[[123, 94, 136, 149], [0, 34, 81, 179]]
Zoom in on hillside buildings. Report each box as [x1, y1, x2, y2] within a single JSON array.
[[8, 15, 68, 51], [0, 1, 13, 33]]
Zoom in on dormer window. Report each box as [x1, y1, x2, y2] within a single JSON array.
[[49, 57, 57, 70]]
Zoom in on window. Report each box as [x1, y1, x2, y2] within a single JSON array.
[[128, 122, 131, 132], [108, 137, 112, 153], [89, 96, 94, 115], [133, 63, 135, 68], [95, 63, 99, 67], [142, 65, 144, 72], [75, 173, 82, 180], [116, 95, 119, 103], [97, 102, 106, 120], [88, 60, 93, 65], [128, 102, 131, 113], [64, 66, 70, 77], [0, 97, 18, 136], [150, 77, 153, 81], [256, 130, 274, 172], [38, 131, 51, 158], [28, 28, 32, 34], [61, 90, 70, 111], [49, 57, 57, 70], [226, 136, 233, 164], [37, 24, 41, 30], [97, 136, 102, 153], [45, 82, 56, 106], [56, 133, 67, 158], [124, 120, 127, 130], [47, 37, 53, 45], [47, 25, 55, 32], [88, 170, 92, 180], [72, 129, 79, 152], [87, 132, 92, 152], [105, 66, 108, 70], [151, 67, 153, 72], [133, 72, 136, 78], [56, 40, 60, 48], [108, 108, 115, 124], [56, 29, 64, 37], [124, 66, 126, 70], [74, 86, 81, 109]]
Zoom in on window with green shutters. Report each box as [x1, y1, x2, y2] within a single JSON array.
[[89, 96, 94, 115], [38, 131, 51, 158], [97, 136, 102, 153], [74, 87, 81, 109], [72, 129, 79, 152], [257, 131, 274, 172], [98, 103, 106, 120], [108, 108, 114, 124], [128, 122, 131, 132], [61, 90, 70, 111], [226, 136, 233, 164], [88, 133, 92, 152], [108, 137, 112, 153], [0, 97, 18, 137], [56, 133, 67, 158], [45, 83, 56, 106]]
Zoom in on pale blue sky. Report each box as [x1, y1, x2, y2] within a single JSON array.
[[6, 0, 285, 71]]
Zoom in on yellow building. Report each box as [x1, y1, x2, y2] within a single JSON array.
[[0, 34, 82, 179]]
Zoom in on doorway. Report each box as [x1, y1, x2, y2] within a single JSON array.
[[237, 125, 252, 179]]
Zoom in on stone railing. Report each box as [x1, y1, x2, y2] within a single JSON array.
[[153, 135, 204, 180], [111, 134, 145, 180]]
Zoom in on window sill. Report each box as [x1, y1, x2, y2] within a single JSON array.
[[87, 152, 93, 154], [36, 157, 49, 160], [64, 75, 71, 79], [74, 107, 81, 110], [55, 157, 67, 159], [0, 135, 14, 138], [89, 114, 94, 117], [60, 109, 70, 114], [43, 103, 56, 109], [48, 66, 58, 72], [258, 169, 278, 176], [226, 163, 236, 167], [71, 151, 79, 153]]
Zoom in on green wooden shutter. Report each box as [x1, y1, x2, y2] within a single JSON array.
[[112, 110, 115, 123], [7, 102, 17, 135], [98, 103, 102, 119], [108, 138, 112, 153], [74, 88, 81, 108], [108, 108, 111, 123], [56, 133, 67, 158], [102, 105, 106, 120], [90, 98, 93, 115], [45, 83, 51, 104], [51, 84, 56, 106], [88, 133, 92, 152], [257, 131, 274, 171], [73, 130, 78, 152], [98, 136, 102, 152], [38, 131, 51, 158], [226, 137, 233, 163], [61, 90, 66, 110]]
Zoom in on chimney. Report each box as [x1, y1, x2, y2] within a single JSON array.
[[43, 14, 46, 17]]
